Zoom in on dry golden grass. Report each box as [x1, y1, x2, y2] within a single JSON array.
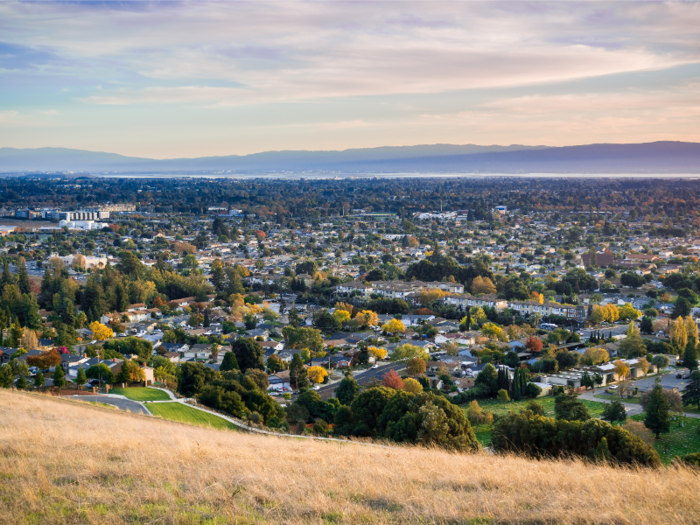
[[1, 389, 700, 525]]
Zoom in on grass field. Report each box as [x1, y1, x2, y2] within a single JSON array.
[[465, 396, 608, 447], [109, 387, 171, 401], [631, 413, 700, 464], [148, 402, 238, 431], [2, 390, 700, 524]]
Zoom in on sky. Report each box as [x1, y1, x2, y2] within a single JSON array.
[[0, 0, 699, 159]]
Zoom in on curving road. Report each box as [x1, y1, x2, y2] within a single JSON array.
[[69, 395, 151, 415]]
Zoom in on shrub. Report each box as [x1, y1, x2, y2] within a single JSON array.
[[491, 411, 661, 467]]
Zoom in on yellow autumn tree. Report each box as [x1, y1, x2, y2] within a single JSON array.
[[334, 302, 354, 317], [89, 321, 114, 341], [367, 346, 388, 360], [382, 318, 406, 335], [471, 276, 497, 295], [333, 309, 351, 324], [481, 322, 503, 341], [307, 366, 328, 384], [685, 315, 698, 343], [670, 316, 688, 353], [353, 310, 379, 329], [417, 288, 447, 306]]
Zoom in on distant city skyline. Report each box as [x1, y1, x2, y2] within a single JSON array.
[[0, 1, 699, 159]]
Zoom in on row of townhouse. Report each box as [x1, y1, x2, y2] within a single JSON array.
[[441, 293, 508, 311], [507, 300, 591, 320], [335, 279, 464, 299]]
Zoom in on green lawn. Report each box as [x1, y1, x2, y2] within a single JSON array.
[[468, 396, 607, 419], [631, 413, 700, 465], [110, 387, 171, 401], [463, 396, 608, 448], [148, 402, 238, 431]]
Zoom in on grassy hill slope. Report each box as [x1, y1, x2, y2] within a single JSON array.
[[1, 390, 699, 524]]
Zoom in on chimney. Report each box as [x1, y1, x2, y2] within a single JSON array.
[[83, 353, 87, 358]]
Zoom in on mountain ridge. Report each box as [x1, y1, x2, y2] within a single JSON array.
[[1, 141, 698, 174]]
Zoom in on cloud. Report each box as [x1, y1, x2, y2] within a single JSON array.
[[1, 1, 699, 106]]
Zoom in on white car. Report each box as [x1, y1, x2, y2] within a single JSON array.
[[372, 364, 379, 369], [313, 385, 321, 390]]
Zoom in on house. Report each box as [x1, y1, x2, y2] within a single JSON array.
[[163, 352, 180, 363], [157, 342, 189, 355], [260, 340, 284, 352]]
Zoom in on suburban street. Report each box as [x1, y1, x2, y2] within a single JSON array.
[[316, 362, 407, 400]]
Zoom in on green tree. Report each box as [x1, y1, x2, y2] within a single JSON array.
[[335, 371, 360, 406], [177, 362, 217, 398], [644, 378, 671, 439], [350, 387, 396, 437], [554, 392, 591, 422], [475, 363, 498, 394], [76, 367, 87, 390], [594, 436, 612, 462], [683, 371, 700, 408], [231, 338, 265, 372], [683, 337, 699, 370], [497, 388, 510, 407], [17, 257, 31, 295], [86, 363, 114, 385], [52, 364, 66, 391], [16, 374, 27, 390], [34, 369, 45, 389], [220, 351, 240, 372], [602, 400, 627, 423], [581, 371, 595, 390]]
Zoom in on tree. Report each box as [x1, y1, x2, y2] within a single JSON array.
[[307, 366, 328, 384], [26, 348, 62, 370], [402, 377, 423, 394], [613, 360, 630, 381], [17, 257, 30, 295], [352, 310, 379, 329], [232, 338, 265, 372], [652, 354, 670, 370], [336, 372, 360, 405], [670, 316, 688, 354], [475, 363, 498, 394], [75, 367, 87, 390], [497, 389, 510, 407], [481, 323, 503, 341], [350, 387, 396, 437], [117, 361, 146, 384], [177, 362, 217, 398], [525, 336, 543, 353], [640, 316, 653, 334], [581, 371, 595, 390], [86, 363, 114, 385], [52, 365, 66, 391], [16, 374, 27, 390], [683, 337, 699, 370], [644, 378, 671, 439], [382, 369, 404, 390], [582, 347, 609, 365], [406, 357, 426, 376], [392, 344, 429, 361], [619, 331, 646, 358], [367, 346, 388, 361], [602, 400, 627, 423], [492, 412, 660, 466], [89, 321, 113, 341], [34, 369, 45, 389], [466, 400, 493, 432], [220, 352, 240, 372], [381, 318, 406, 336], [554, 392, 591, 422], [471, 276, 496, 295], [682, 371, 700, 408]]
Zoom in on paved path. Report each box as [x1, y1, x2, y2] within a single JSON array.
[[579, 387, 700, 419], [69, 395, 152, 415]]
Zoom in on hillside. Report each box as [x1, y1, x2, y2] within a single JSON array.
[[2, 141, 699, 174], [2, 390, 699, 524]]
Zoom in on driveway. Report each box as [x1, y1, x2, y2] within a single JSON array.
[[68, 395, 151, 415], [633, 372, 687, 393]]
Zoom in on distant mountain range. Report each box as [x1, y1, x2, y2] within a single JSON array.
[[1, 141, 699, 175]]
